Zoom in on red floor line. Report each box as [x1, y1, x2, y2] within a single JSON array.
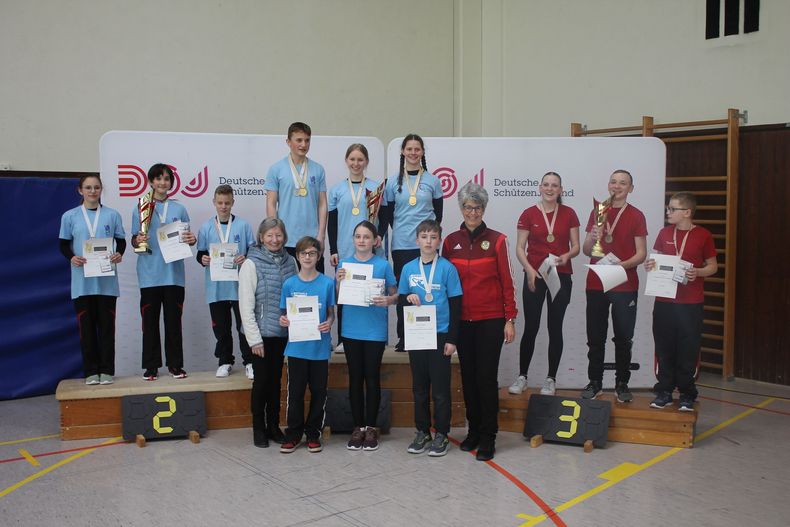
[[698, 395, 790, 416], [0, 440, 127, 464], [447, 434, 567, 527]]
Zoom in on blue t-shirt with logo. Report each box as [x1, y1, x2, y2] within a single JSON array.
[[338, 254, 396, 342], [132, 199, 191, 288], [264, 156, 326, 248], [383, 171, 443, 250], [398, 255, 463, 333], [197, 215, 255, 303], [328, 177, 383, 260], [280, 273, 336, 360]]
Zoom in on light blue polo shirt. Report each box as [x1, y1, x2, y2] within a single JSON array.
[[398, 256, 462, 333], [280, 273, 336, 360], [383, 171, 443, 250], [328, 177, 383, 260], [338, 254, 396, 342], [131, 199, 191, 288], [264, 156, 326, 248], [59, 205, 125, 299], [196, 215, 255, 303]]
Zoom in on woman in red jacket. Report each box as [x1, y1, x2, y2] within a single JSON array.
[[442, 182, 517, 461]]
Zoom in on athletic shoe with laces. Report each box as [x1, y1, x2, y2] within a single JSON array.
[[407, 431, 432, 454], [306, 437, 322, 453], [650, 392, 673, 409], [99, 374, 114, 385], [216, 364, 231, 377], [508, 375, 528, 394], [615, 382, 633, 403], [459, 433, 479, 452], [245, 363, 254, 380], [428, 432, 450, 457], [347, 427, 366, 450], [280, 438, 302, 453], [678, 395, 695, 412], [475, 438, 495, 461], [168, 367, 187, 379], [580, 381, 603, 399], [142, 369, 158, 381], [85, 375, 100, 385], [253, 429, 269, 448], [540, 377, 556, 396], [362, 427, 380, 451]]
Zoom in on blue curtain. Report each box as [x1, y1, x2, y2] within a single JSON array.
[[0, 177, 82, 399]]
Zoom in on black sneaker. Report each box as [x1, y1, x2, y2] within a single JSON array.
[[142, 369, 158, 381], [347, 427, 366, 451], [459, 433, 480, 452], [678, 395, 695, 412], [253, 429, 269, 448], [475, 438, 495, 461], [168, 367, 187, 379], [615, 383, 633, 403], [580, 381, 603, 400], [407, 431, 432, 454], [650, 392, 673, 409], [267, 426, 286, 444], [428, 433, 450, 457]]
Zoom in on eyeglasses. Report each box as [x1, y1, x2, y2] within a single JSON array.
[[462, 205, 483, 213], [299, 250, 320, 258], [666, 207, 689, 213]]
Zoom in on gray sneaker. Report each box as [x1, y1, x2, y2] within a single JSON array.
[[615, 382, 633, 403], [580, 381, 603, 399], [407, 431, 432, 454], [428, 432, 450, 457]]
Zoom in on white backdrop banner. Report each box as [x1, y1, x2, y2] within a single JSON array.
[[387, 137, 666, 389], [100, 131, 385, 376]]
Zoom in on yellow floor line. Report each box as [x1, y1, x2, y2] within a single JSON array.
[[0, 434, 59, 447], [517, 398, 775, 527], [0, 437, 123, 500], [17, 449, 39, 467]]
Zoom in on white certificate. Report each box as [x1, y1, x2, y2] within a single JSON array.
[[286, 295, 321, 342], [157, 222, 193, 263], [404, 305, 437, 351], [337, 262, 374, 307], [586, 264, 628, 292], [209, 243, 239, 281], [644, 253, 690, 299], [596, 252, 621, 266], [538, 254, 561, 299], [83, 237, 115, 278]]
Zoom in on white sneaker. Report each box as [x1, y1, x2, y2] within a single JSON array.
[[245, 363, 254, 380], [216, 364, 232, 377], [540, 377, 556, 395], [508, 375, 528, 394]]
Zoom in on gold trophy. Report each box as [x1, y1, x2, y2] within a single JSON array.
[[366, 180, 386, 227], [134, 189, 155, 254], [590, 196, 612, 258]]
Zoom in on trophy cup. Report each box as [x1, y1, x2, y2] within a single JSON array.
[[590, 196, 612, 258], [366, 180, 386, 227], [134, 189, 155, 254]]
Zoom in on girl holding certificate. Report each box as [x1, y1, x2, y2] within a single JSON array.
[[59, 175, 126, 385], [509, 172, 580, 397], [239, 218, 297, 448], [581, 169, 647, 403], [335, 221, 397, 451], [379, 134, 443, 279]]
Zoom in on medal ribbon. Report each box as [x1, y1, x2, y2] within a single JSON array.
[[605, 203, 628, 241], [404, 168, 423, 203], [155, 200, 170, 224], [347, 176, 366, 212], [288, 155, 308, 194], [538, 201, 558, 240], [80, 204, 101, 238], [672, 226, 695, 259], [418, 253, 438, 301], [214, 215, 233, 244]]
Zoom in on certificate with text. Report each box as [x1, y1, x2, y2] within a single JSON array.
[[337, 262, 374, 306], [83, 237, 115, 278], [209, 243, 239, 281], [404, 305, 438, 351], [286, 295, 321, 342], [157, 222, 193, 263], [644, 253, 681, 298]]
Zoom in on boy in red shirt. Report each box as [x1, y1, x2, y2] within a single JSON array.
[[644, 192, 717, 411]]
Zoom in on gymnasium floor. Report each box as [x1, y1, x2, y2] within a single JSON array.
[[1, 372, 788, 527]]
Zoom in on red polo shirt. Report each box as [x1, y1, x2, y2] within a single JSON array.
[[584, 204, 648, 292]]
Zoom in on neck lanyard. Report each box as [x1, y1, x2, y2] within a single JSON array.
[[419, 253, 438, 302], [80, 204, 101, 238], [605, 203, 628, 243], [214, 215, 233, 243], [347, 176, 366, 216], [404, 168, 423, 206], [538, 201, 558, 243], [155, 200, 170, 224], [673, 226, 695, 258], [289, 155, 308, 196]]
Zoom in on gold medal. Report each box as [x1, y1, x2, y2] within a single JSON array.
[[546, 233, 555, 243], [605, 234, 613, 243], [297, 188, 307, 197], [351, 207, 360, 216], [408, 196, 417, 206]]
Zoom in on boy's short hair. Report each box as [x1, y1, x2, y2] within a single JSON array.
[[288, 122, 312, 139], [214, 184, 234, 197], [294, 235, 321, 255], [612, 169, 633, 185], [416, 219, 442, 237], [671, 191, 697, 214], [147, 163, 174, 189]]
